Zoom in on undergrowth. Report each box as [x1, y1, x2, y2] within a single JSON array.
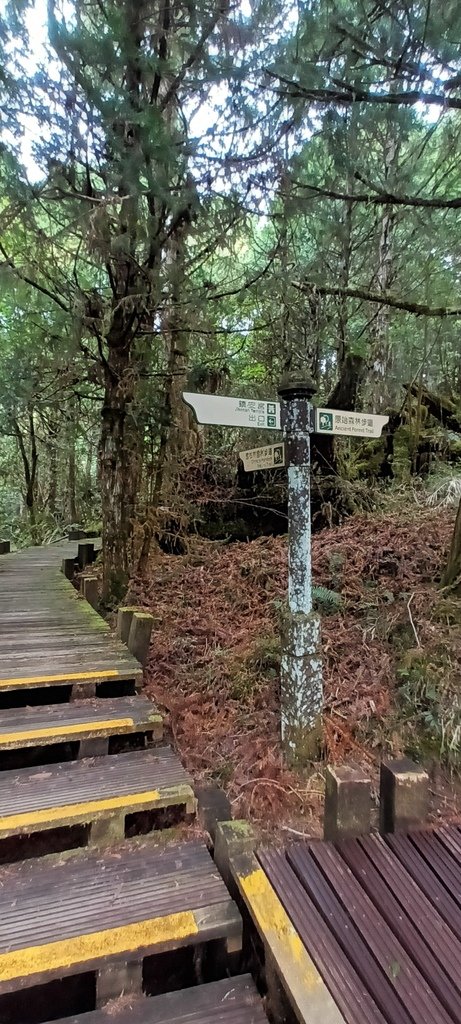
[[129, 504, 461, 828]]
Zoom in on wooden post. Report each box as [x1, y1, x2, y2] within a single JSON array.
[[117, 606, 139, 644], [379, 758, 429, 834], [0, 541, 10, 554], [62, 557, 75, 581], [324, 765, 371, 841], [78, 541, 94, 569], [127, 611, 154, 666], [196, 784, 232, 843], [82, 575, 98, 609], [214, 820, 256, 893]]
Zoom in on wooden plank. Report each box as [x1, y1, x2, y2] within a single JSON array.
[[231, 849, 345, 1024], [48, 976, 267, 1024], [0, 748, 195, 840], [0, 840, 242, 993], [0, 696, 162, 750]]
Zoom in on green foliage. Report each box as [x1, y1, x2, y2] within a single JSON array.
[[312, 585, 343, 614]]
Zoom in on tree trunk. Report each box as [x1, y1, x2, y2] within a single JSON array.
[[99, 338, 141, 603], [14, 410, 39, 543], [368, 114, 400, 411], [67, 400, 78, 524], [441, 499, 461, 589], [47, 414, 59, 519]]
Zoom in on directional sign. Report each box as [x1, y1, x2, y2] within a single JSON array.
[[315, 408, 389, 438], [240, 443, 285, 472], [183, 392, 281, 430]]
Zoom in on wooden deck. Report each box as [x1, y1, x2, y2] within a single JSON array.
[[232, 826, 461, 1024], [0, 542, 142, 692]]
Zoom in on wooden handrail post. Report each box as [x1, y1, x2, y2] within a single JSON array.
[[379, 758, 429, 833], [324, 765, 371, 841], [127, 611, 154, 667]]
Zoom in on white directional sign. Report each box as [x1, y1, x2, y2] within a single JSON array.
[[183, 392, 281, 430], [315, 408, 389, 438], [240, 443, 285, 472]]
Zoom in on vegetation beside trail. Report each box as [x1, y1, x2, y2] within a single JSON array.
[[127, 500, 461, 831]]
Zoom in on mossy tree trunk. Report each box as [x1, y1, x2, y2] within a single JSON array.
[[441, 498, 461, 589]]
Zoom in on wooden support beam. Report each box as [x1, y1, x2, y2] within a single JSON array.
[[61, 557, 75, 581], [379, 757, 429, 834], [127, 612, 154, 667], [96, 959, 143, 1007], [81, 575, 99, 609], [78, 542, 95, 570], [324, 765, 371, 841], [117, 606, 138, 644], [0, 541, 10, 555]]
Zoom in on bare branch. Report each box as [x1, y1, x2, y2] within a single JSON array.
[[293, 280, 461, 318], [290, 180, 461, 210]]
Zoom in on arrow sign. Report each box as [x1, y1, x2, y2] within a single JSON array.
[[183, 392, 280, 430], [315, 408, 389, 438], [240, 443, 285, 472]]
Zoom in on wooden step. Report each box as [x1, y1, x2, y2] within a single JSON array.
[[0, 748, 195, 849], [0, 840, 242, 996], [49, 976, 267, 1024], [0, 696, 162, 755]]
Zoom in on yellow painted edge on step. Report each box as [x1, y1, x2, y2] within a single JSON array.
[[0, 789, 164, 834], [238, 865, 321, 991], [0, 670, 120, 688], [0, 910, 199, 982], [0, 718, 134, 746], [233, 854, 346, 1023]]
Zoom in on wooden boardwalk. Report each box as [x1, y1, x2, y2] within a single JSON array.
[[0, 537, 260, 1024], [0, 541, 142, 693], [232, 826, 461, 1024]]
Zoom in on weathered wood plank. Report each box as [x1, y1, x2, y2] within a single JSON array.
[[0, 540, 143, 690], [0, 840, 242, 993]]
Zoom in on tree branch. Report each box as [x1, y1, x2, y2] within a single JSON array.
[[268, 71, 461, 110], [0, 246, 71, 313], [291, 180, 461, 210], [293, 280, 461, 318]]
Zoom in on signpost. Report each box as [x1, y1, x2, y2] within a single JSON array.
[[239, 443, 285, 472], [315, 408, 389, 438], [183, 393, 280, 430], [183, 387, 389, 766]]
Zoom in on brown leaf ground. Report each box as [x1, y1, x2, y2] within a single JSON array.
[[129, 506, 461, 836]]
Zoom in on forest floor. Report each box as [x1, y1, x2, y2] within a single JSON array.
[[129, 502, 461, 838]]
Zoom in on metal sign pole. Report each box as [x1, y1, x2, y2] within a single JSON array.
[[277, 380, 323, 765]]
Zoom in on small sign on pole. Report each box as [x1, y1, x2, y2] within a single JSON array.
[[239, 443, 285, 472], [316, 408, 389, 438]]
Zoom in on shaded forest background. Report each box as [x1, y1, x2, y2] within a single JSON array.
[[1, 0, 461, 605]]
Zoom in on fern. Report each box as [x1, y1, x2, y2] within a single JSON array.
[[312, 585, 343, 613]]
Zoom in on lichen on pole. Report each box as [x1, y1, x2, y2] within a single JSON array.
[[278, 379, 323, 765]]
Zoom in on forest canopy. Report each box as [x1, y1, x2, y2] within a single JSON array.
[[1, 0, 461, 599]]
